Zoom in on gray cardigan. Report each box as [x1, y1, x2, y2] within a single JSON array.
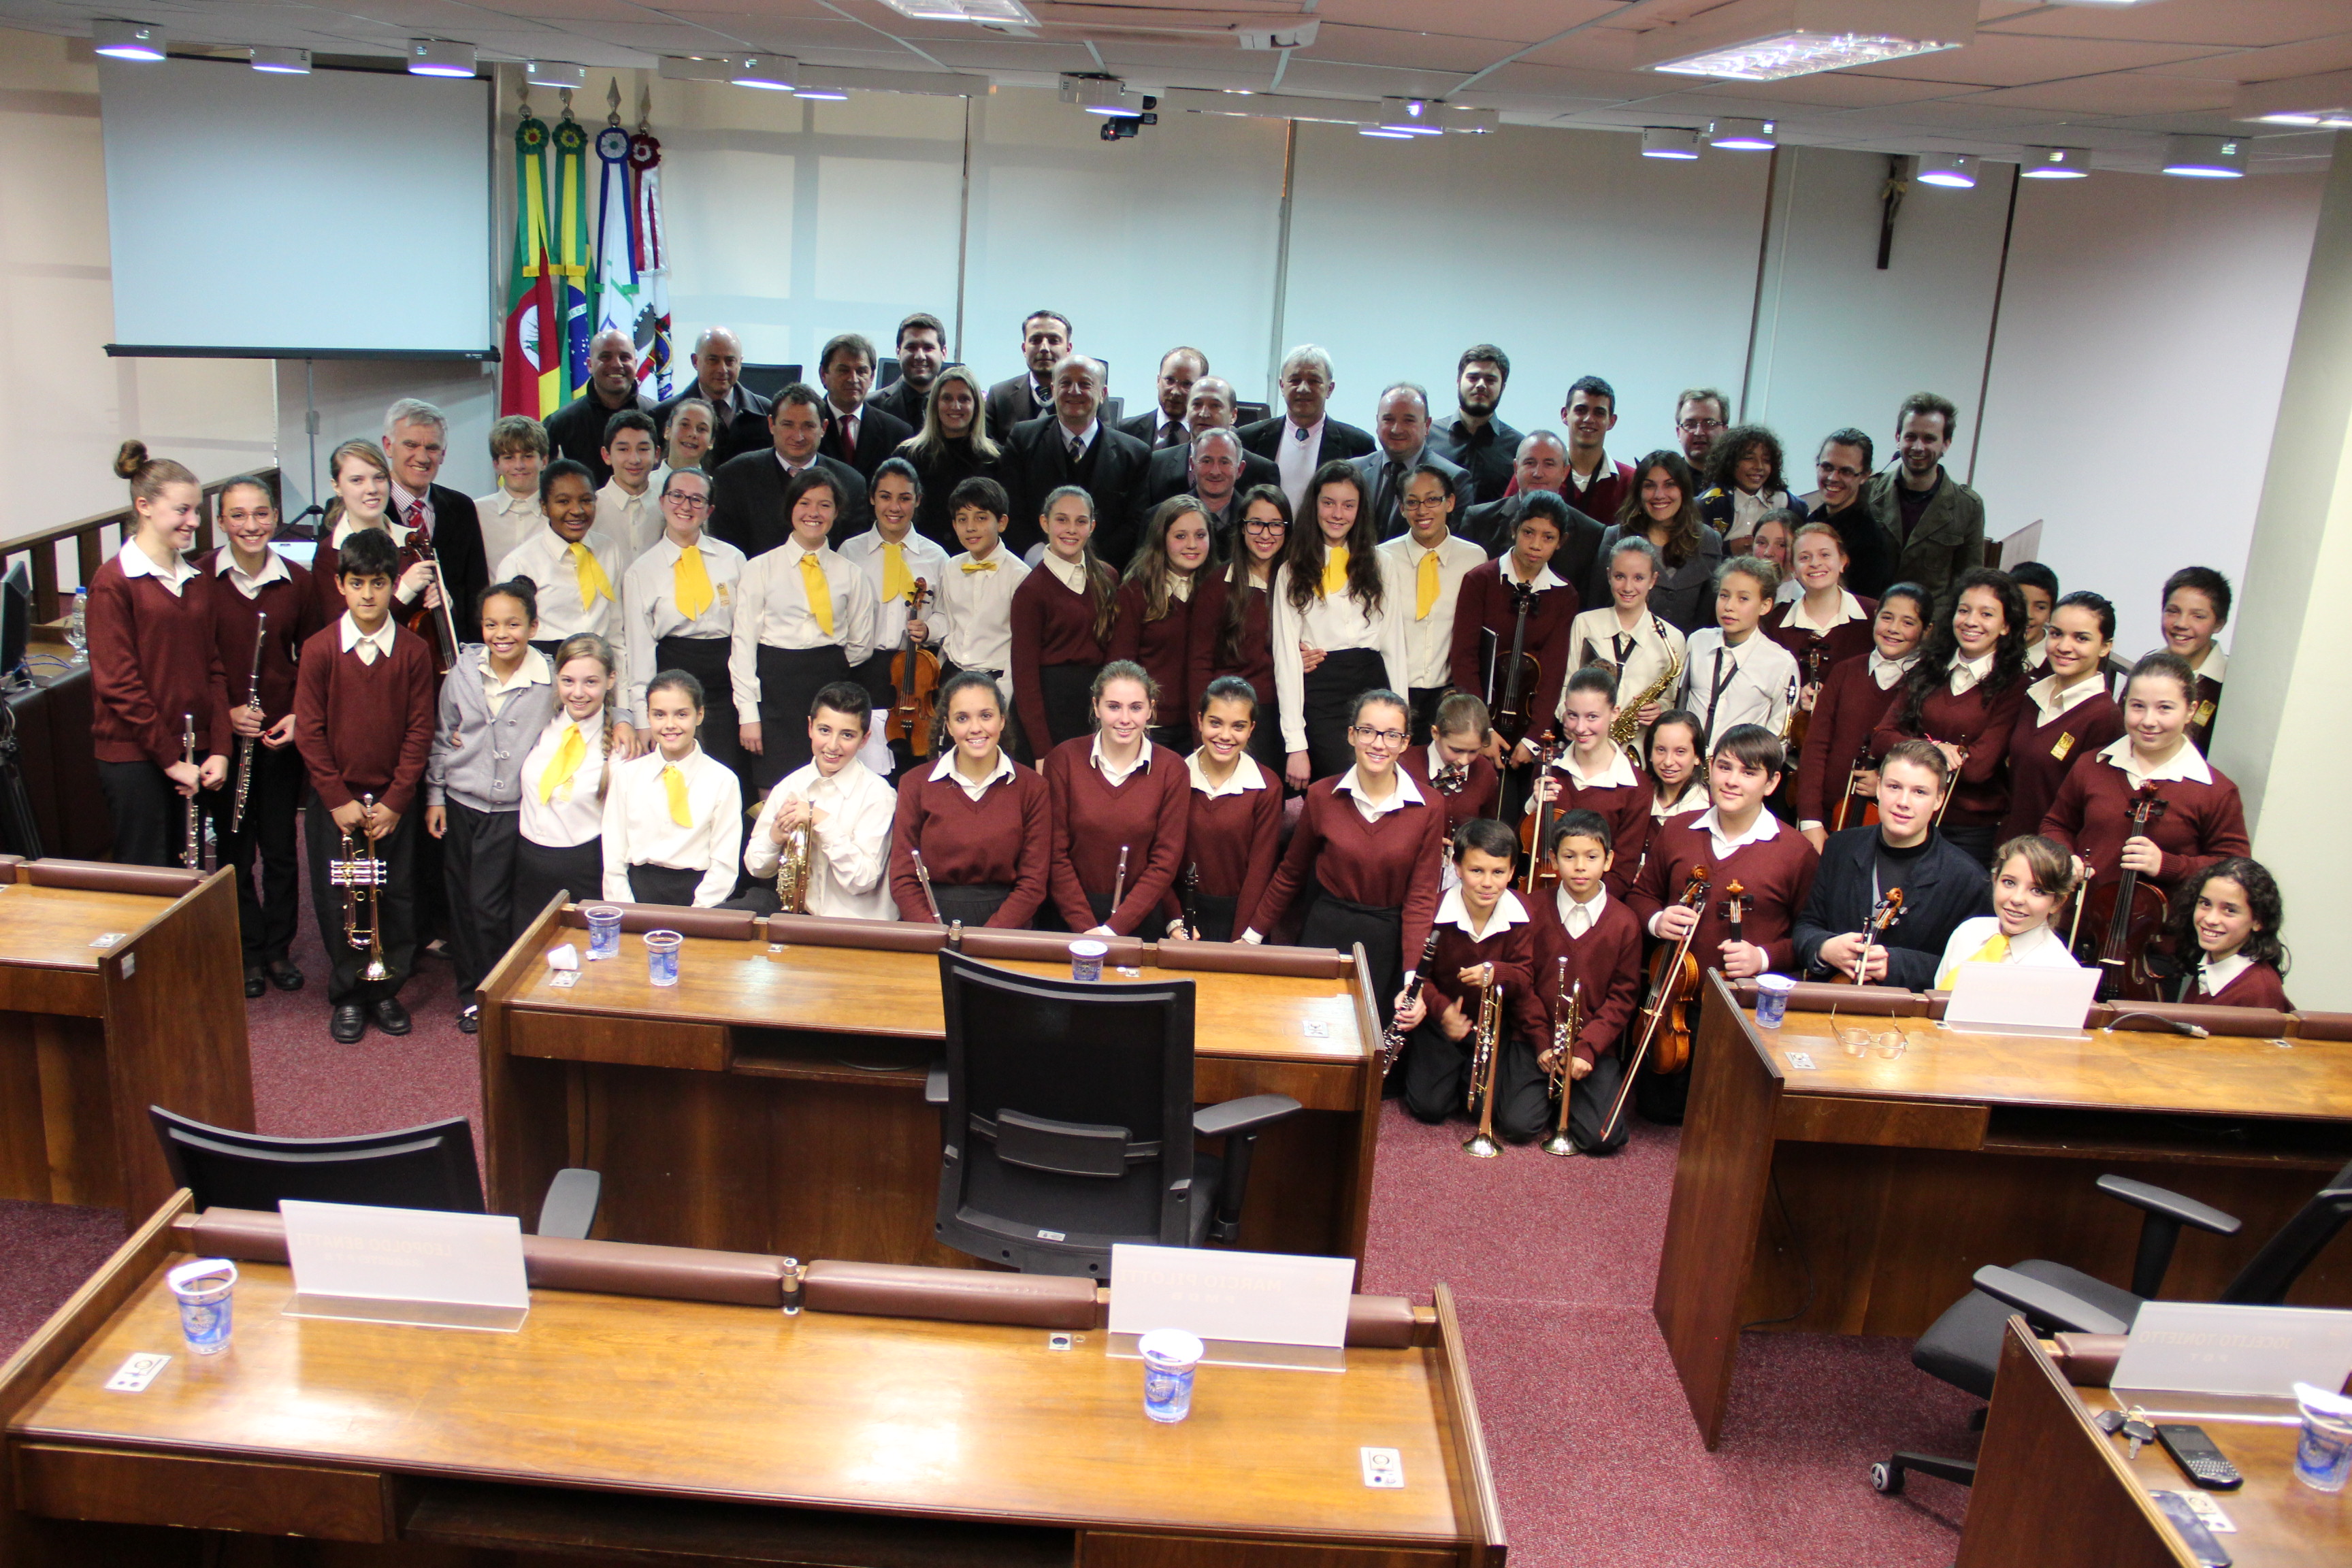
[[425, 644, 560, 813]]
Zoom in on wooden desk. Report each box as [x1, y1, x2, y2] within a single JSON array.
[[0, 865, 251, 1215], [479, 903, 1385, 1278], [5, 654, 112, 862], [1960, 1320, 2348, 1567], [0, 1196, 1505, 1568], [1654, 974, 2352, 1447]]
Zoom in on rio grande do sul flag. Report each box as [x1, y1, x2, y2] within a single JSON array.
[[498, 114, 559, 419]]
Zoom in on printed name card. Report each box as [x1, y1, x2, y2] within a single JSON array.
[[1108, 1243, 1355, 1371], [281, 1200, 531, 1333], [2112, 1302, 2352, 1418]]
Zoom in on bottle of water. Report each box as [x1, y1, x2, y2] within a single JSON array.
[[66, 587, 88, 659]]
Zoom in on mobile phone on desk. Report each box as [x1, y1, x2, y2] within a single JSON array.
[[2155, 1424, 2243, 1490], [2149, 1490, 2231, 1568]]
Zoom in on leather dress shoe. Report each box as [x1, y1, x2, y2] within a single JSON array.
[[457, 1003, 480, 1035], [266, 959, 305, 992], [244, 966, 266, 999], [330, 1004, 368, 1044], [372, 997, 412, 1036]]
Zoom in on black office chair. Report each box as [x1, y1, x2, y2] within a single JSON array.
[[149, 1106, 601, 1241], [928, 950, 1301, 1278], [1875, 1158, 2352, 1494]]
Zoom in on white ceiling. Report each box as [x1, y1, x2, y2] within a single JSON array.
[[10, 0, 2344, 173]]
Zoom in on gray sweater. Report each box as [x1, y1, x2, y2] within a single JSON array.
[[426, 645, 560, 813]]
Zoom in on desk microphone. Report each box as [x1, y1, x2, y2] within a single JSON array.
[[2104, 1011, 2210, 1039]]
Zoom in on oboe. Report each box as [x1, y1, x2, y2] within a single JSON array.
[[229, 612, 266, 834], [180, 712, 201, 871]]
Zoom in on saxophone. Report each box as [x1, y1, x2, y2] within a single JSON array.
[[773, 807, 811, 915], [1541, 961, 1583, 1158], [1609, 638, 1683, 761], [1462, 979, 1503, 1158]]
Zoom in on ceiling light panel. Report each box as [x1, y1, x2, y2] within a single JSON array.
[[1635, 0, 1975, 83], [407, 39, 476, 79], [872, 0, 1037, 22], [93, 19, 165, 60], [2232, 69, 2352, 128]]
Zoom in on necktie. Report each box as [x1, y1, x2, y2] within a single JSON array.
[[960, 557, 1000, 574], [405, 498, 431, 547], [672, 544, 714, 620], [660, 763, 692, 828], [799, 551, 835, 636], [1939, 932, 2010, 990], [569, 542, 615, 612], [1292, 425, 1309, 444], [1066, 430, 1086, 463], [1158, 421, 1186, 449], [1416, 549, 1441, 620], [1322, 546, 1350, 598], [881, 540, 914, 604], [540, 724, 587, 802], [840, 414, 857, 455], [1379, 460, 1403, 524]]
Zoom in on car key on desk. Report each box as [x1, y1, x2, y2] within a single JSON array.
[[2096, 1406, 2157, 1458]]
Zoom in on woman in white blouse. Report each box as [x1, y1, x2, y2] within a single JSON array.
[[514, 634, 624, 919], [621, 468, 747, 785], [1935, 834, 2082, 989], [602, 669, 744, 908], [729, 468, 879, 794], [1270, 461, 1410, 788]]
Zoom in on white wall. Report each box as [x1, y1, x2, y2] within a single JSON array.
[[272, 358, 499, 521]]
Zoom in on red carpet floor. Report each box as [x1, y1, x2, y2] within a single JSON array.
[[0, 896, 1984, 1566]]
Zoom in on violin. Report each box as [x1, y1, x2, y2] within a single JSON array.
[[1833, 886, 1904, 985], [1830, 756, 1880, 832], [2072, 781, 2171, 1002], [885, 578, 941, 757], [1597, 864, 1710, 1143], [1518, 738, 1567, 895], [1488, 581, 1542, 752], [1785, 645, 1827, 753]]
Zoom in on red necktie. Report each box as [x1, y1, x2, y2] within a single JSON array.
[[405, 497, 431, 548], [840, 415, 857, 454]]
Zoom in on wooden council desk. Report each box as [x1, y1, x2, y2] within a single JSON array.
[[1655, 974, 2352, 1447], [0, 860, 251, 1216], [0, 1195, 1507, 1568], [480, 901, 1384, 1278]]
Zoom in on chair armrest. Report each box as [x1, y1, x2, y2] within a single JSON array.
[[925, 1064, 949, 1105], [2096, 1175, 2242, 1237], [536, 1167, 602, 1241], [1194, 1094, 1302, 1139], [1971, 1266, 2132, 1335]]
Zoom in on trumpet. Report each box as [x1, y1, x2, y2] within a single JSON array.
[[180, 712, 202, 871], [230, 613, 266, 834], [1541, 962, 1584, 1158], [331, 793, 390, 983], [1462, 978, 1503, 1158], [1609, 643, 1683, 761]]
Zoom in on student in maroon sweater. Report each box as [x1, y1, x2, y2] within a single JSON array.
[[1043, 662, 1188, 935], [1447, 493, 1582, 766], [1008, 485, 1117, 761], [887, 669, 1051, 928], [88, 442, 232, 868], [1766, 521, 1878, 673], [1999, 590, 2125, 845], [2157, 566, 2231, 753], [292, 528, 437, 1045], [1187, 486, 1286, 774], [1401, 692, 1501, 841], [1526, 666, 1656, 898], [2040, 652, 2250, 902], [1158, 676, 1281, 944], [2168, 857, 2291, 1010], [1870, 567, 2031, 867], [1109, 497, 1212, 752], [1528, 808, 1646, 1155], [1392, 819, 1540, 1134], [1795, 584, 1927, 849], [1243, 687, 1445, 1018], [204, 476, 324, 996]]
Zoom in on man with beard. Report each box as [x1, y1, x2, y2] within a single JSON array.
[[985, 309, 1072, 438], [866, 312, 947, 428], [1429, 344, 1521, 506], [1806, 427, 1893, 599]]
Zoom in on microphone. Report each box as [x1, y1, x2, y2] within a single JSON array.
[[2104, 1011, 2210, 1039]]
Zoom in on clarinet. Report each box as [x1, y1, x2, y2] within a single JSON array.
[[1378, 926, 1444, 1076], [180, 713, 201, 871], [1180, 863, 1202, 939], [229, 612, 267, 834]]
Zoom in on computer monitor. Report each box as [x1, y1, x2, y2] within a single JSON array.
[[0, 557, 31, 689]]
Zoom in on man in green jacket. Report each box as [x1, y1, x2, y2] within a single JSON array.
[[1863, 391, 1985, 616]]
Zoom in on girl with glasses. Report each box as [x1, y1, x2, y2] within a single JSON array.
[[621, 467, 749, 783], [1188, 484, 1290, 774]]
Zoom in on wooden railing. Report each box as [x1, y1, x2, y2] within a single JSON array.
[[3, 469, 282, 626]]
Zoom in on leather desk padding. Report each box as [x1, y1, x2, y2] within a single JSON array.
[[559, 902, 756, 941], [2297, 1013, 2352, 1043], [764, 913, 945, 953], [1732, 978, 1923, 1017], [2091, 1000, 2298, 1039], [1153, 943, 1350, 981], [803, 1260, 1098, 1328], [25, 858, 203, 898]]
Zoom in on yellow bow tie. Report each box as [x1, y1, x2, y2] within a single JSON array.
[[881, 540, 915, 603], [1939, 931, 2009, 990], [569, 540, 615, 612], [1416, 548, 1441, 620], [672, 543, 714, 620], [798, 550, 835, 637], [1322, 545, 1350, 598], [539, 723, 587, 802], [660, 762, 692, 827], [960, 557, 1000, 573]]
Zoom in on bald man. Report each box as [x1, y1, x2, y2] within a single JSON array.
[[1461, 431, 1607, 598], [544, 329, 659, 485], [655, 325, 771, 468]]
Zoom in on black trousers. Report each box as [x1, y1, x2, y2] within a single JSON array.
[[1561, 1052, 1631, 1155], [1408, 685, 1448, 738], [1183, 891, 1238, 944], [515, 836, 604, 922], [1943, 821, 1997, 868], [303, 798, 416, 1009], [1302, 650, 1386, 781], [201, 743, 301, 965], [1401, 1024, 1550, 1142], [933, 881, 1013, 927], [98, 758, 189, 868], [1300, 892, 1403, 1026], [753, 644, 853, 791], [442, 802, 521, 1003], [627, 863, 704, 907], [1033, 662, 1099, 760], [657, 634, 743, 781]]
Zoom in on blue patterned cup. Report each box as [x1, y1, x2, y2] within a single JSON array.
[[645, 930, 682, 987], [1069, 940, 1107, 983], [583, 904, 623, 960], [1754, 974, 1795, 1028], [167, 1258, 238, 1354], [1139, 1328, 1203, 1423]]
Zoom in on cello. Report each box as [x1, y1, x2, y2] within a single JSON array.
[[884, 578, 940, 757], [1518, 738, 1565, 894], [2072, 782, 2171, 1001], [1832, 887, 1904, 985], [1597, 864, 1710, 1144]]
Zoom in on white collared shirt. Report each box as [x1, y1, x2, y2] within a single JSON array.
[[930, 747, 1015, 803], [1680, 627, 1799, 740], [1337, 763, 1425, 823], [497, 527, 626, 643], [2023, 638, 2049, 673], [2028, 670, 2108, 728], [1041, 549, 1090, 595], [1503, 559, 1571, 598], [1375, 532, 1485, 689], [1781, 589, 1866, 636], [600, 743, 743, 907], [745, 755, 898, 921], [1269, 553, 1414, 753], [1936, 914, 2075, 987], [1187, 748, 1269, 799], [329, 515, 415, 554], [938, 546, 1028, 689], [480, 645, 551, 713], [1693, 804, 1782, 861], [213, 546, 292, 599], [118, 540, 197, 595], [621, 534, 746, 725], [476, 487, 546, 572], [1090, 733, 1153, 788], [1436, 884, 1529, 941], [1868, 649, 1916, 690], [2099, 735, 2213, 790], [2201, 950, 2252, 999], [1567, 453, 1614, 497], [837, 529, 955, 658], [339, 611, 397, 666], [1654, 781, 1710, 820], [1556, 884, 1609, 938], [728, 539, 880, 715], [1554, 745, 1639, 790], [2151, 644, 2228, 685], [519, 712, 610, 848], [1948, 650, 1995, 696], [1565, 607, 1686, 728], [827, 400, 864, 451], [1276, 416, 1326, 510], [595, 478, 663, 563], [388, 481, 434, 535]]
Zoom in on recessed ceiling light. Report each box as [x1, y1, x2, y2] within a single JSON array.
[[406, 39, 476, 78], [1708, 117, 1777, 150], [526, 61, 585, 89], [1656, 31, 1961, 81], [249, 46, 310, 75], [732, 55, 794, 91], [93, 19, 165, 61], [2161, 134, 2247, 178], [795, 84, 849, 101], [2019, 146, 2089, 179], [2232, 69, 2352, 128], [1377, 98, 1444, 135], [1636, 0, 1973, 82], [872, 0, 1036, 20], [1359, 127, 1414, 140], [1061, 74, 1141, 116], [1917, 152, 1976, 188], [1642, 127, 1702, 160]]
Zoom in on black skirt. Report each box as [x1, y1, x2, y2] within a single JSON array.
[[754, 643, 853, 787], [514, 836, 605, 922], [932, 881, 1013, 927], [1036, 662, 1100, 755], [655, 634, 742, 777], [1186, 891, 1239, 944], [1301, 890, 1405, 1024], [1245, 696, 1286, 775], [1303, 648, 1388, 781], [627, 863, 704, 907]]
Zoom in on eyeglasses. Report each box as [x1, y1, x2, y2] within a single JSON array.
[[1400, 493, 1450, 511], [1678, 417, 1727, 434], [662, 493, 711, 512], [1815, 461, 1865, 481], [1242, 519, 1290, 536], [1350, 725, 1407, 746]]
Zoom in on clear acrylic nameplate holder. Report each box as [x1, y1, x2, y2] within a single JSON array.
[[280, 1199, 531, 1333], [1105, 1243, 1356, 1372]]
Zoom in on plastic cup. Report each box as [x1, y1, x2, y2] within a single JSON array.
[[2294, 1382, 2352, 1492], [644, 929, 682, 987], [1070, 939, 1107, 983], [1754, 974, 1795, 1028], [583, 904, 623, 961], [1139, 1327, 1203, 1423], [167, 1258, 238, 1355]]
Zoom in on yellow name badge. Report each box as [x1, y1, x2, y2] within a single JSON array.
[[2193, 700, 2215, 728], [2051, 731, 2075, 760]]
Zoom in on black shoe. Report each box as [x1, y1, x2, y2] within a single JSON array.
[[372, 997, 412, 1036], [330, 1004, 368, 1043], [266, 959, 305, 992], [457, 1003, 480, 1035], [244, 966, 266, 999]]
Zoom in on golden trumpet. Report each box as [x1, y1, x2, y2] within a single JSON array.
[[330, 793, 390, 982], [1541, 962, 1583, 1158], [1463, 979, 1503, 1159]]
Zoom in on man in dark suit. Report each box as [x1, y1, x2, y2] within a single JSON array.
[[866, 312, 947, 429], [815, 331, 913, 482], [708, 384, 869, 559], [654, 325, 770, 468], [983, 309, 1071, 442], [378, 397, 490, 650], [1791, 741, 1991, 985], [1428, 344, 1522, 506], [1861, 391, 1986, 616], [1000, 355, 1151, 566], [1806, 427, 1895, 601], [1461, 431, 1605, 595], [1116, 346, 1207, 451], [1235, 344, 1374, 511], [1141, 427, 1271, 541], [1350, 382, 1473, 540], [543, 328, 657, 486]]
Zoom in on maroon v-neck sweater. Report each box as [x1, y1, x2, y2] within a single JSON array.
[[1528, 894, 1646, 1064], [1158, 764, 1282, 931], [1250, 774, 1445, 960], [1627, 815, 1820, 973], [887, 760, 1052, 926], [1043, 738, 1189, 934]]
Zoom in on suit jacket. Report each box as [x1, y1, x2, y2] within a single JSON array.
[[1234, 414, 1375, 472], [866, 376, 926, 429], [1861, 468, 1985, 616], [1459, 493, 1607, 600], [1791, 826, 1992, 989], [1349, 446, 1473, 540], [1000, 417, 1154, 568], [1139, 443, 1282, 509], [707, 449, 870, 559], [655, 382, 772, 469], [542, 387, 658, 487], [1428, 412, 1524, 506], [1807, 496, 1897, 604], [985, 375, 1053, 446], [818, 403, 914, 480], [1115, 408, 1190, 448], [414, 484, 490, 652]]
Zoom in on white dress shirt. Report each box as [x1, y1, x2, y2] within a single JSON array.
[[1186, 748, 1270, 798], [1275, 417, 1326, 511], [728, 540, 880, 715], [1564, 607, 1686, 726], [1552, 745, 1639, 791], [2099, 735, 2213, 791], [937, 546, 1028, 688], [213, 544, 293, 599], [497, 527, 627, 642], [1866, 649, 1917, 691], [2027, 670, 2109, 728], [1936, 915, 2076, 987], [837, 528, 955, 661], [1680, 628, 1799, 740], [1780, 589, 1867, 638], [744, 755, 897, 920], [1653, 781, 1710, 821], [595, 478, 663, 564], [1650, 806, 1782, 938], [1555, 884, 1610, 939], [1948, 649, 1995, 696], [1377, 531, 1486, 690], [476, 488, 545, 574], [519, 711, 610, 849], [2200, 950, 2252, 999], [930, 746, 1015, 802], [600, 743, 743, 907], [387, 481, 435, 538], [1268, 554, 1414, 754], [1088, 733, 1154, 787], [1336, 762, 1425, 824], [620, 534, 745, 726], [117, 540, 197, 595], [1435, 884, 1531, 941], [339, 611, 397, 665]]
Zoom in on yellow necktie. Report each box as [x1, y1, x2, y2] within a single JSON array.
[[1939, 932, 2009, 990], [1416, 549, 1440, 619], [961, 557, 1000, 574], [798, 551, 835, 636], [539, 724, 586, 802], [672, 544, 714, 620], [660, 763, 692, 828], [1322, 545, 1350, 598], [881, 540, 914, 604], [570, 541, 615, 612]]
